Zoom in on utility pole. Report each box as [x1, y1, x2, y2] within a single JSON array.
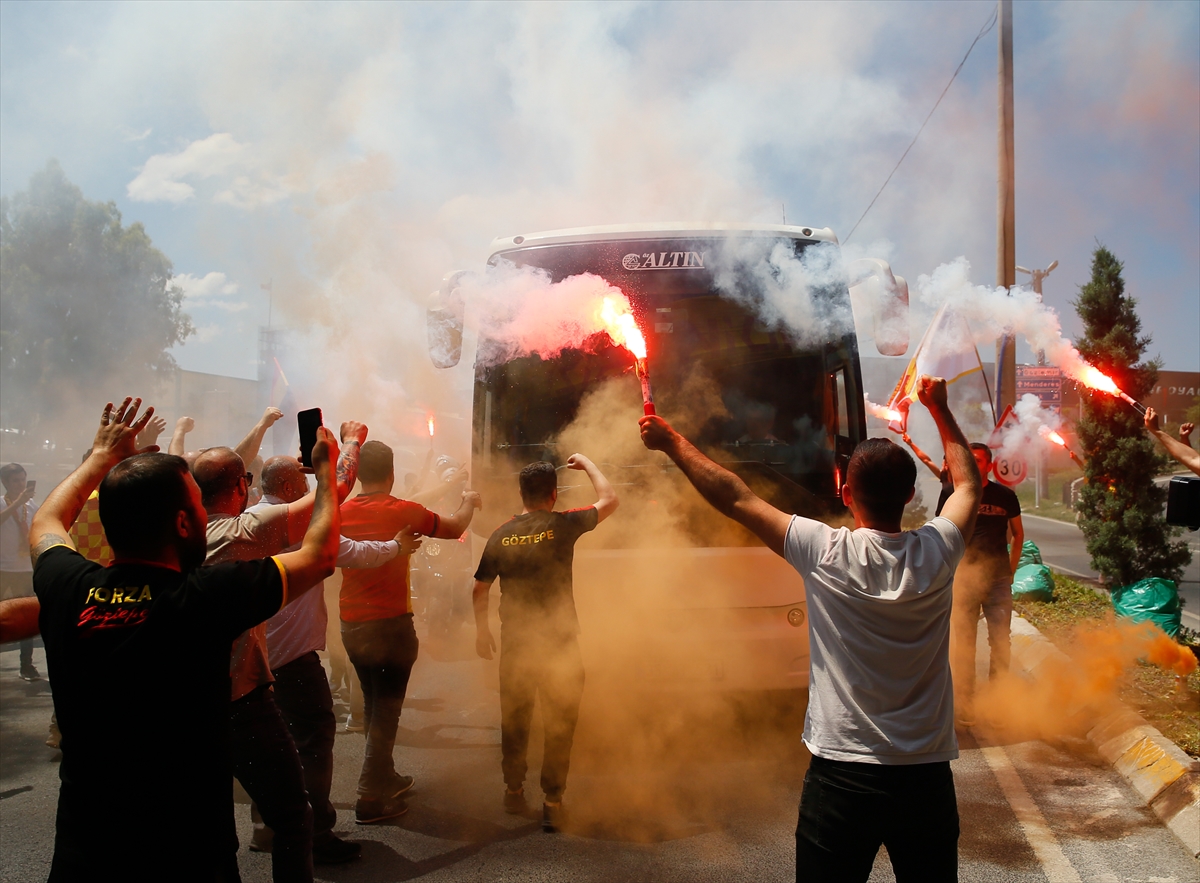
[[995, 0, 1016, 420], [1016, 260, 1058, 365]]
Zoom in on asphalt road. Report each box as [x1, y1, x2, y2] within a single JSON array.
[[3, 622, 1198, 883], [1023, 513, 1200, 631]]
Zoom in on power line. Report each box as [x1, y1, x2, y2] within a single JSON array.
[[844, 5, 999, 244]]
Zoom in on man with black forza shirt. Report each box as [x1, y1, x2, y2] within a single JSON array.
[[472, 455, 618, 833], [29, 397, 341, 882], [936, 441, 1023, 728]]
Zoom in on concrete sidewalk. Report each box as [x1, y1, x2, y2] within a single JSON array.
[[1008, 614, 1200, 857]]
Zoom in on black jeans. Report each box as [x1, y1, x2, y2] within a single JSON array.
[[230, 686, 314, 883], [251, 652, 338, 846], [499, 633, 585, 802], [341, 614, 419, 798], [796, 756, 959, 883]]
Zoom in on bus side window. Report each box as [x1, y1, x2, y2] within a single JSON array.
[[834, 369, 849, 441]]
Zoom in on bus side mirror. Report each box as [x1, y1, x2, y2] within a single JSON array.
[[427, 271, 467, 369], [847, 258, 909, 357]]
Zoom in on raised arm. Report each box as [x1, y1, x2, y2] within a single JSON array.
[[283, 421, 366, 546], [639, 416, 791, 557], [29, 398, 158, 563], [1145, 408, 1200, 476], [431, 489, 482, 539], [0, 486, 36, 524], [902, 433, 944, 479], [136, 414, 168, 451], [234, 407, 284, 467], [565, 453, 619, 522], [274, 427, 340, 601], [917, 376, 980, 539], [168, 416, 195, 456], [408, 464, 467, 507]]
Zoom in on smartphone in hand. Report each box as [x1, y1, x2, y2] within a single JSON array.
[[26, 480, 36, 494], [297, 408, 323, 468]]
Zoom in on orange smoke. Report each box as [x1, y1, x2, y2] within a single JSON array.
[[864, 395, 903, 423], [1146, 630, 1198, 677], [600, 296, 647, 359]]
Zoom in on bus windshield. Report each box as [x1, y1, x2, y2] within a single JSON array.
[[473, 235, 863, 546]]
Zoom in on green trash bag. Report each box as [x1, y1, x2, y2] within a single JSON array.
[[1111, 577, 1182, 639], [1016, 540, 1043, 569], [1012, 563, 1055, 602]]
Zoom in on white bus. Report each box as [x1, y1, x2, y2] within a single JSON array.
[[428, 223, 908, 691]]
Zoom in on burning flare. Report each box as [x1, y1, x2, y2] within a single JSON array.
[[599, 297, 647, 359], [1039, 426, 1067, 447], [427, 415, 435, 437], [1070, 364, 1146, 415], [864, 395, 903, 423], [599, 296, 655, 415]]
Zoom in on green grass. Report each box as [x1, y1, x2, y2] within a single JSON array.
[[1013, 469, 1084, 523], [1014, 574, 1200, 758]]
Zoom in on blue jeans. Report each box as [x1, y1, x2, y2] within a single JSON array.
[[795, 756, 959, 883]]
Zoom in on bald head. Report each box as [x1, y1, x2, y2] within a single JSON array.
[[261, 456, 307, 504], [192, 447, 247, 513]]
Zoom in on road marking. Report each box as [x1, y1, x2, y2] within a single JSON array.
[[981, 745, 1082, 883]]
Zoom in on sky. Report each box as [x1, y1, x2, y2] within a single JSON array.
[[2, 0, 1197, 409]]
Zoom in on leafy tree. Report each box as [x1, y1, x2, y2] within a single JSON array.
[[0, 160, 192, 438], [1073, 244, 1189, 587]]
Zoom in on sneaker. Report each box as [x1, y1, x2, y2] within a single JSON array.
[[503, 788, 528, 815], [542, 801, 566, 834], [19, 664, 39, 681], [355, 795, 408, 825], [386, 774, 415, 798], [312, 833, 362, 865], [342, 715, 364, 733]]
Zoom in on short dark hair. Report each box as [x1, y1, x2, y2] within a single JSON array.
[[192, 447, 244, 509], [0, 463, 26, 483], [969, 442, 993, 463], [260, 456, 302, 498], [99, 453, 192, 558], [846, 438, 916, 523], [519, 461, 558, 505], [359, 441, 394, 484]]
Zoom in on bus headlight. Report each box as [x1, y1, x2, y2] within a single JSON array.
[[787, 608, 805, 627]]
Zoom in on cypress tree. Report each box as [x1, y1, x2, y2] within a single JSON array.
[[1073, 245, 1190, 587]]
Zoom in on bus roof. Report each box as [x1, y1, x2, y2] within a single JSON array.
[[488, 222, 838, 261]]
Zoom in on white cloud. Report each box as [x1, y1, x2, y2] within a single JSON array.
[[127, 133, 245, 203], [193, 324, 221, 344], [173, 271, 248, 312], [120, 126, 153, 143]]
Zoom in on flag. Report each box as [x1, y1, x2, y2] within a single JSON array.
[[886, 304, 990, 431]]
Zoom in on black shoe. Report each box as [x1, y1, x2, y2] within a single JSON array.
[[20, 664, 39, 681], [542, 801, 566, 833], [355, 795, 408, 825], [387, 774, 415, 798], [312, 833, 362, 864], [503, 788, 528, 815]]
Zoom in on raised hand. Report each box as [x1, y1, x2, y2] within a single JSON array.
[[310, 426, 338, 473], [1181, 423, 1194, 446], [176, 416, 196, 434], [462, 489, 483, 510], [566, 453, 590, 471], [137, 414, 168, 448], [638, 415, 675, 452], [262, 406, 284, 427], [1144, 407, 1161, 433], [916, 376, 949, 410], [92, 397, 158, 463], [339, 420, 368, 447]]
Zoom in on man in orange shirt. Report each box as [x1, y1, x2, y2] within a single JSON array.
[[339, 440, 481, 823]]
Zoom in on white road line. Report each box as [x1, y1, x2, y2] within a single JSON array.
[[981, 745, 1082, 883]]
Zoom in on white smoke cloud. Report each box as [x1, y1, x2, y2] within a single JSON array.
[[126, 133, 245, 203]]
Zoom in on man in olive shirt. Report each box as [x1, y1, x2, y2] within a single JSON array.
[[472, 455, 618, 832], [935, 442, 1024, 727]]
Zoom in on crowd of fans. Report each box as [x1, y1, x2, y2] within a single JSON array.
[[0, 385, 1195, 883]]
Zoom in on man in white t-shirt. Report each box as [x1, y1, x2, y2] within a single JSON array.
[[639, 376, 981, 883]]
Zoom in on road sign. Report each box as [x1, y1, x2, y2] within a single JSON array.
[[988, 404, 1020, 448], [1016, 365, 1062, 410], [993, 453, 1027, 487]]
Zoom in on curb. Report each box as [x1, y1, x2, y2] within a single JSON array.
[[1009, 615, 1200, 857]]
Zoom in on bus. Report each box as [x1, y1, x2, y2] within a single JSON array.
[[428, 223, 908, 691]]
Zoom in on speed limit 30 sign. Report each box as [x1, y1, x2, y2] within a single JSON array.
[[992, 454, 1027, 487]]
